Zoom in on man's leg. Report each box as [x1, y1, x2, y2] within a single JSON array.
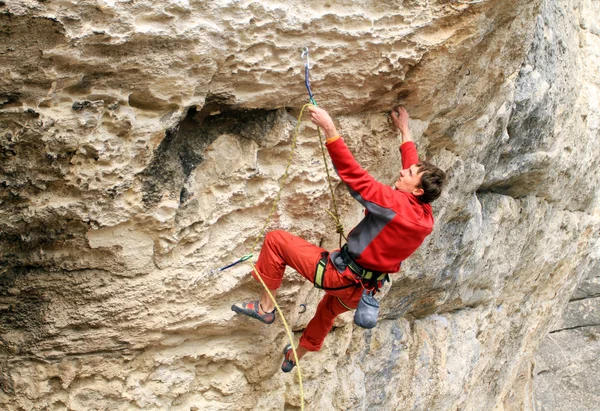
[[281, 293, 355, 372], [233, 230, 324, 322], [299, 294, 351, 352], [283, 294, 344, 365], [258, 289, 277, 315]]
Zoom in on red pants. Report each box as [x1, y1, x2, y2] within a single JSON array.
[[252, 230, 364, 352]]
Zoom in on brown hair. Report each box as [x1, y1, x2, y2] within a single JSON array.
[[416, 161, 447, 204]]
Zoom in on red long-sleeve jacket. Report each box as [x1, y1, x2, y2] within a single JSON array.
[[326, 138, 433, 273]]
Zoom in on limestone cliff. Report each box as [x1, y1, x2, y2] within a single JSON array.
[[1, 0, 599, 410], [532, 268, 600, 411]]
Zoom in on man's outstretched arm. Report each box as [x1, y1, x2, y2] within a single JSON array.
[[306, 105, 397, 211]]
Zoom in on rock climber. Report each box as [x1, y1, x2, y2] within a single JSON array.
[[232, 106, 447, 372]]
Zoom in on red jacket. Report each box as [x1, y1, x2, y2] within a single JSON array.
[[326, 138, 433, 273]]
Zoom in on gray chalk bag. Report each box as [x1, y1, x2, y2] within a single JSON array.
[[354, 289, 379, 329]]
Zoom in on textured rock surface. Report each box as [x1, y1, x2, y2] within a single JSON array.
[[532, 269, 600, 411], [1, 0, 599, 410]]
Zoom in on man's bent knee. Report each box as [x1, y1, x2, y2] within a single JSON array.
[[264, 230, 285, 245]]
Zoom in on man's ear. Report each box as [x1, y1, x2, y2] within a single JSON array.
[[412, 188, 424, 197]]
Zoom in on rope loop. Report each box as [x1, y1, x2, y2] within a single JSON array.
[[246, 103, 314, 411], [246, 101, 347, 411]]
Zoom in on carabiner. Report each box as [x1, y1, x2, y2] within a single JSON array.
[[301, 46, 310, 64], [301, 47, 317, 106]]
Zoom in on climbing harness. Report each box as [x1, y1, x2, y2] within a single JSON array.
[[340, 244, 388, 283], [313, 252, 356, 291], [313, 247, 388, 299]]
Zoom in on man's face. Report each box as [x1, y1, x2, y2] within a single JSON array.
[[394, 164, 424, 196]]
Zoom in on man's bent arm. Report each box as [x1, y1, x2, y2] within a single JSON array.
[[399, 141, 419, 169], [327, 137, 399, 211], [392, 107, 419, 169]]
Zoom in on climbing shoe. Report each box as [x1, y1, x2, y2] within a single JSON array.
[[281, 344, 296, 373], [231, 300, 276, 325]]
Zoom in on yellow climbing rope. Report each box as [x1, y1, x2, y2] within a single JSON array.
[[249, 103, 312, 252], [316, 126, 347, 248], [250, 103, 346, 252], [247, 103, 346, 410], [249, 266, 303, 405]]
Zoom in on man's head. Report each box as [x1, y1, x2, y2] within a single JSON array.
[[394, 161, 447, 204]]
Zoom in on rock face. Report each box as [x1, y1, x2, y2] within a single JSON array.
[[0, 0, 598, 410], [532, 269, 600, 411]]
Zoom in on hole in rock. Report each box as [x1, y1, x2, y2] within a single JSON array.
[[141, 96, 281, 208]]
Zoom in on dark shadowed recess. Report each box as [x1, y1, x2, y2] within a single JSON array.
[[141, 96, 280, 208], [0, 266, 47, 396]]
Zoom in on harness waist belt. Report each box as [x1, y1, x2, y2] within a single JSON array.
[[314, 252, 357, 290], [340, 244, 387, 282]]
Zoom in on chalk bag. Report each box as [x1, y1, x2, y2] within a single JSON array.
[[353, 289, 379, 329]]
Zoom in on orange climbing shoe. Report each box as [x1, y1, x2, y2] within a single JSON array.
[[281, 344, 296, 373], [231, 300, 276, 324]]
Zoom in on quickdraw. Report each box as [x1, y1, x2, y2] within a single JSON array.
[[217, 253, 253, 271], [301, 47, 317, 106], [192, 254, 254, 285]]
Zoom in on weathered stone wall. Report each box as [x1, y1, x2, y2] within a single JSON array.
[[532, 268, 600, 411], [1, 0, 598, 410]]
